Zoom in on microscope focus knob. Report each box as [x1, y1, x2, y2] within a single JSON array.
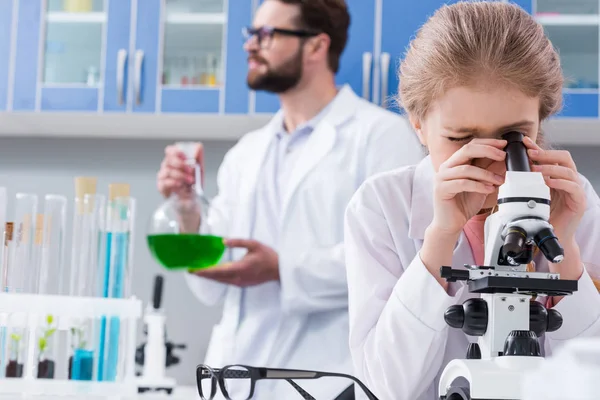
[[444, 305, 465, 329], [529, 302, 564, 335], [547, 309, 563, 333], [444, 298, 488, 336], [503, 330, 541, 357]]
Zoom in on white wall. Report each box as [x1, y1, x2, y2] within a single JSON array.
[[0, 137, 598, 386]]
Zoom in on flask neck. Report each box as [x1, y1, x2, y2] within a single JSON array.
[[184, 159, 204, 196]]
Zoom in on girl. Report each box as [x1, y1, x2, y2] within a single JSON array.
[[343, 2, 600, 400]]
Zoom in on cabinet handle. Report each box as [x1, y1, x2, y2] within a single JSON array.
[[117, 49, 127, 105], [134, 50, 145, 105], [362, 52, 373, 101], [380, 52, 391, 108]]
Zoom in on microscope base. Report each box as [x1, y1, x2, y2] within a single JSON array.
[[438, 356, 543, 400], [136, 376, 176, 395]]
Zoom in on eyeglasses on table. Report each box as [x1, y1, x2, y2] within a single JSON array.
[[196, 364, 380, 400]]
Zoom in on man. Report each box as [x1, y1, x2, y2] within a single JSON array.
[[157, 0, 424, 398]]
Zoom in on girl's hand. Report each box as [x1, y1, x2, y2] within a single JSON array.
[[524, 137, 587, 243], [431, 138, 507, 236]]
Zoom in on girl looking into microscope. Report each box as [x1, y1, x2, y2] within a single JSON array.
[[343, 2, 600, 399]]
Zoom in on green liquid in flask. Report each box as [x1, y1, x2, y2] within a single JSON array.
[[147, 234, 226, 270]]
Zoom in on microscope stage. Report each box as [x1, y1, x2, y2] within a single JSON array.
[[467, 275, 577, 296]]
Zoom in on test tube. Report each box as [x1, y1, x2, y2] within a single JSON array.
[[97, 184, 135, 382], [6, 193, 38, 379], [0, 219, 12, 379], [39, 195, 67, 295], [0, 188, 7, 374], [34, 195, 67, 379], [68, 177, 105, 381], [0, 187, 6, 281]]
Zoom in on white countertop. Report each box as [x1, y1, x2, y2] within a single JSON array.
[[0, 386, 199, 400]]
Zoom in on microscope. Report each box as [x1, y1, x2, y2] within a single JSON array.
[[136, 275, 186, 395], [438, 132, 579, 400]]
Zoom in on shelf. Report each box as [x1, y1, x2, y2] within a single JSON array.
[[0, 112, 271, 140], [165, 12, 226, 25], [46, 11, 106, 23], [535, 14, 599, 26], [0, 112, 597, 145], [543, 118, 600, 145], [563, 88, 600, 94]]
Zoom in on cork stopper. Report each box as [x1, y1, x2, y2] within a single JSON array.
[[74, 177, 97, 199], [4, 222, 13, 245], [75, 177, 97, 214], [34, 214, 44, 245], [108, 183, 130, 201]]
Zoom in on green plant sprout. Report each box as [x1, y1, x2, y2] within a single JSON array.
[[70, 326, 87, 350], [9, 332, 22, 362], [38, 315, 57, 360]]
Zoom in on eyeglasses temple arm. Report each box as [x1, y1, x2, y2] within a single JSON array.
[[285, 379, 317, 400]]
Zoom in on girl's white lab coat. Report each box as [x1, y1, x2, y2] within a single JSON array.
[[185, 85, 425, 399], [344, 156, 600, 400]]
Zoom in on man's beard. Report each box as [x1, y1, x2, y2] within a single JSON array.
[[247, 49, 303, 94]]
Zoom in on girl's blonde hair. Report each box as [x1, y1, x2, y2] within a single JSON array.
[[398, 1, 564, 122]]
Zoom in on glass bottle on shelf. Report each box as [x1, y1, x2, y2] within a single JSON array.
[[147, 142, 225, 271]]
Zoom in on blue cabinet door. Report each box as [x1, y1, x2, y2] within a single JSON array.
[[380, 0, 454, 113], [224, 0, 253, 114], [252, 0, 279, 114], [557, 93, 599, 118], [11, 0, 131, 112], [12, 0, 42, 111], [132, 0, 160, 113], [337, 0, 375, 102], [103, 0, 132, 112], [0, 0, 13, 111]]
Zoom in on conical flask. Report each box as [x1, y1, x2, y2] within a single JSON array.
[[147, 142, 225, 271]]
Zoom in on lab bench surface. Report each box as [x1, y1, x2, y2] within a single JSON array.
[[0, 386, 199, 400]]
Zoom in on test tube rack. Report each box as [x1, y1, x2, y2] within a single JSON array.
[[0, 292, 142, 398]]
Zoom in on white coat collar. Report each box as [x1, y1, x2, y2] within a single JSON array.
[[263, 84, 360, 136], [245, 85, 360, 224], [408, 155, 436, 240]]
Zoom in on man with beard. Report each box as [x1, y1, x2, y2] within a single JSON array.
[[156, 0, 424, 398]]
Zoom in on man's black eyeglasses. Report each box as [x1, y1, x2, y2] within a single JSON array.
[[242, 26, 320, 49], [196, 364, 380, 400]]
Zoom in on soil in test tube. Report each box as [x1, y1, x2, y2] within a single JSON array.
[[37, 359, 55, 379], [147, 234, 225, 270]]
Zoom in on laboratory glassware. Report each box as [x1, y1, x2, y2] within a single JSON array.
[[68, 177, 105, 381], [147, 142, 225, 271], [97, 184, 135, 382]]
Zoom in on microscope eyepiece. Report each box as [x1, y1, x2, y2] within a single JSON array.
[[502, 131, 531, 172], [534, 227, 564, 264]]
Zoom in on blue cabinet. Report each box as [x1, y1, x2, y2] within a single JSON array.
[[6, 0, 252, 114], [251, 0, 280, 114], [2, 0, 598, 121], [132, 0, 252, 114], [380, 0, 458, 112], [337, 0, 376, 103], [0, 0, 13, 111]]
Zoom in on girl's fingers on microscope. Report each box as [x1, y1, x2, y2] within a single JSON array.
[[544, 177, 584, 199], [523, 137, 577, 171], [531, 164, 580, 184], [436, 179, 496, 199], [441, 140, 507, 169], [438, 164, 504, 186]]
